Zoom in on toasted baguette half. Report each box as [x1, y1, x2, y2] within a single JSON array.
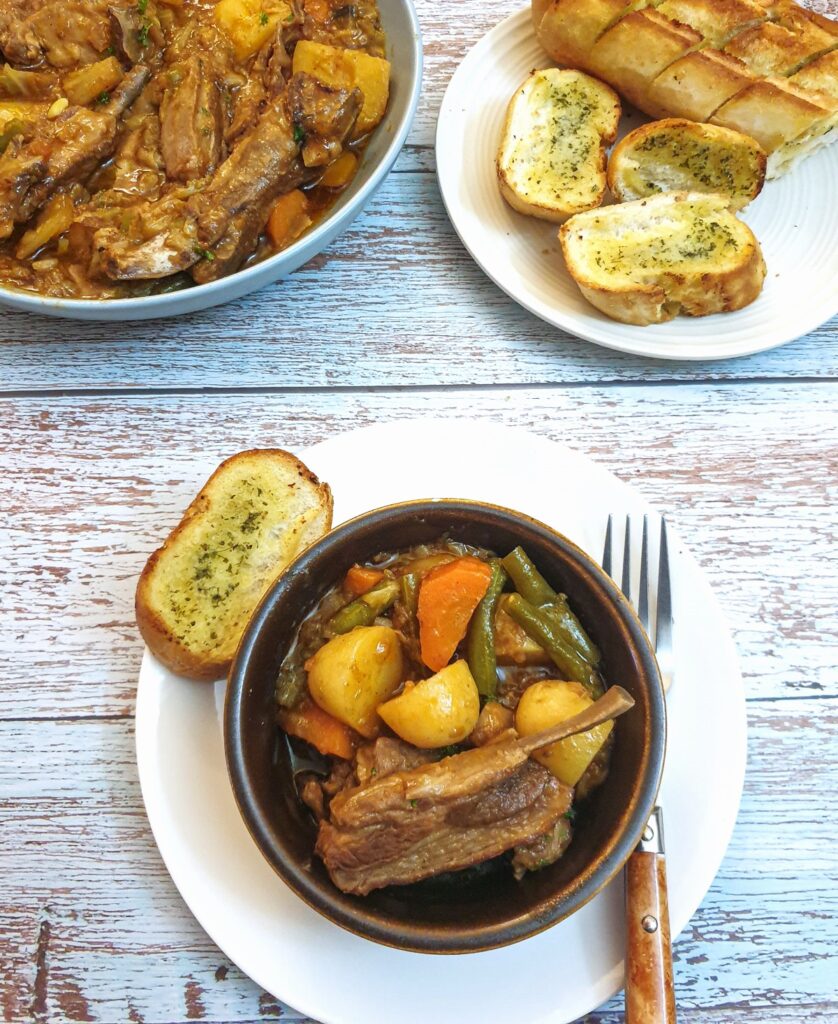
[[559, 191, 766, 325], [136, 449, 333, 680], [497, 68, 621, 222], [607, 118, 767, 209]]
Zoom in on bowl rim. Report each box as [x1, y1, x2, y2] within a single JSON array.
[[0, 0, 423, 318], [225, 497, 666, 953]]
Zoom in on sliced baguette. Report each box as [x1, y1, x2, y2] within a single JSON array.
[[559, 191, 766, 325], [136, 449, 333, 680], [533, 0, 838, 173], [607, 118, 767, 209], [497, 68, 621, 222]]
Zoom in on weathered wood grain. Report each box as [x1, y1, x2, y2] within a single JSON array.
[[1, 385, 835, 719], [0, 166, 835, 391], [1, 699, 834, 1023]]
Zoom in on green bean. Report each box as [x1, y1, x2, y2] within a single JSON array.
[[327, 579, 399, 634], [504, 594, 600, 696], [502, 546, 557, 606], [275, 663, 307, 709], [399, 571, 420, 617], [544, 595, 601, 667], [466, 560, 507, 698]]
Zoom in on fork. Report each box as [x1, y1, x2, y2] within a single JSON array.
[[603, 514, 676, 1024]]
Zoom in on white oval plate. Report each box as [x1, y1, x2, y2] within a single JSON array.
[[136, 419, 746, 1024], [435, 8, 838, 361]]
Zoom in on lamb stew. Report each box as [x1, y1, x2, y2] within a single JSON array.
[[0, 0, 389, 298]]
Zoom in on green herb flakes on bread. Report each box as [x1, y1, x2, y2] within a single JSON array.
[[497, 67, 621, 221], [607, 118, 767, 209], [136, 449, 333, 680], [559, 191, 766, 325]]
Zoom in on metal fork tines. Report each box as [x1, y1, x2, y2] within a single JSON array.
[[603, 514, 673, 692]]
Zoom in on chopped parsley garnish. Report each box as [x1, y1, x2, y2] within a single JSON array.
[[293, 124, 306, 144], [137, 0, 148, 13], [193, 246, 215, 262], [136, 21, 151, 47], [96, 91, 110, 105], [259, 10, 269, 24]]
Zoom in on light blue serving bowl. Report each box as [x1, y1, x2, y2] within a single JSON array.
[[0, 0, 422, 321]]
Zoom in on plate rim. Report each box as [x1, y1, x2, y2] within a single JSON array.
[[134, 418, 748, 1024], [434, 7, 838, 361]]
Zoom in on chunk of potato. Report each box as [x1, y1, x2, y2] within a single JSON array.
[[515, 680, 613, 786], [306, 625, 403, 739], [378, 660, 480, 749], [214, 0, 293, 61], [291, 40, 390, 136]]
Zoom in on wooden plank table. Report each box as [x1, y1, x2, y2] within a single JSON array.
[[1, 1, 837, 1021]]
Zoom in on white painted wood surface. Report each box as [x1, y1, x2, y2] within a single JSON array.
[[1, 0, 837, 1021]]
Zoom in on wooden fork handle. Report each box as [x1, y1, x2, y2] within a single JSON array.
[[625, 850, 676, 1024]]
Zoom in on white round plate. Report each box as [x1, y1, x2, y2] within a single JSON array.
[[435, 8, 838, 361], [136, 419, 746, 1024]]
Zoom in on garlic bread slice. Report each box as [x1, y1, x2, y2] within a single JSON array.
[[608, 119, 767, 209], [497, 68, 620, 222], [136, 449, 333, 680], [559, 192, 766, 325]]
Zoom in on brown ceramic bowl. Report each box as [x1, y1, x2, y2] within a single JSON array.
[[225, 500, 665, 953]]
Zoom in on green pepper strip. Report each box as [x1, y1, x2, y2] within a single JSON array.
[[466, 559, 507, 698], [504, 594, 601, 697], [502, 546, 556, 606], [327, 579, 399, 635]]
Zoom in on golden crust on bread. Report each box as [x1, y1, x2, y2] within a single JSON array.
[[536, 0, 637, 68], [497, 68, 621, 222], [607, 118, 766, 209], [648, 49, 756, 120], [723, 20, 836, 77], [559, 191, 766, 325], [656, 0, 767, 48], [135, 449, 333, 680], [789, 48, 838, 106], [710, 76, 833, 150], [588, 9, 702, 109]]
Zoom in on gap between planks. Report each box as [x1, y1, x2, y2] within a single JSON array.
[[1, 375, 836, 401]]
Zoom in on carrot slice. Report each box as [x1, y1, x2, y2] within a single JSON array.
[[344, 564, 386, 596], [278, 697, 358, 760], [417, 556, 493, 672]]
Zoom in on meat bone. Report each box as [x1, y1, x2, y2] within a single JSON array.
[[515, 685, 635, 754]]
